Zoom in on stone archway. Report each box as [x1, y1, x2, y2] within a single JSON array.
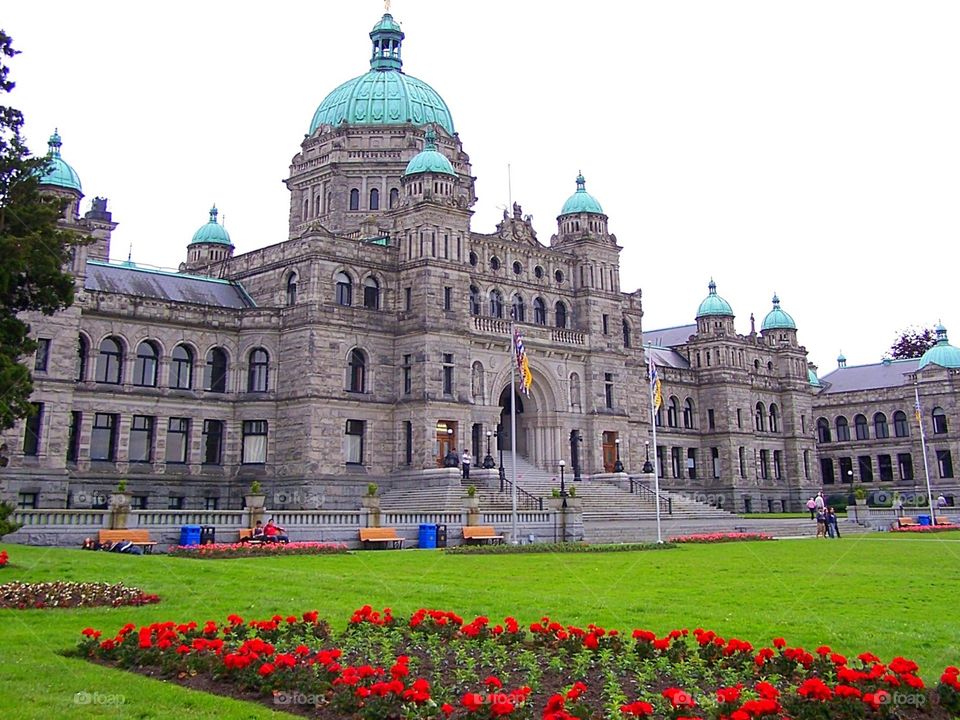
[[494, 366, 562, 467]]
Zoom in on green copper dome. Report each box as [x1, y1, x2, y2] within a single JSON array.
[[696, 279, 734, 318], [38, 130, 82, 193], [308, 14, 455, 135], [761, 293, 797, 331], [404, 128, 455, 176], [918, 324, 960, 370], [190, 206, 233, 246], [560, 173, 604, 215]]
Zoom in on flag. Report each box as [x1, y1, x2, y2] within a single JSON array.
[[649, 356, 662, 410], [514, 327, 533, 396], [915, 398, 922, 426]]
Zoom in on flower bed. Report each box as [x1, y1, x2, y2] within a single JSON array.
[[891, 525, 958, 533], [1, 581, 159, 609], [78, 605, 958, 718], [669, 532, 774, 543], [0, 550, 8, 567], [444, 542, 674, 555], [167, 541, 349, 559]]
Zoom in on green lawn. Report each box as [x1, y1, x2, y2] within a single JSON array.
[[2, 534, 959, 719]]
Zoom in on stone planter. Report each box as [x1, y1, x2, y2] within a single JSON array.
[[361, 496, 381, 511], [109, 492, 130, 530], [244, 493, 266, 510]]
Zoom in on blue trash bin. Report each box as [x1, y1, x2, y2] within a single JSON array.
[[918, 515, 932, 526], [180, 524, 202, 546], [418, 523, 437, 549]]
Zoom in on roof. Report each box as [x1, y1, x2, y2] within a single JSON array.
[[818, 358, 918, 394], [84, 261, 255, 309], [644, 345, 690, 370], [644, 323, 697, 348], [559, 173, 604, 215]]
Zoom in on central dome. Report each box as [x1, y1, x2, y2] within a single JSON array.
[[309, 13, 455, 136]]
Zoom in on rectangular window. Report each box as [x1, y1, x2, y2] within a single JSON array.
[[820, 457, 835, 484], [801, 415, 806, 434], [165, 418, 190, 463], [687, 448, 697, 479], [404, 421, 413, 465], [897, 453, 914, 481], [345, 419, 365, 464], [707, 409, 715, 430], [22, 402, 43, 456], [241, 420, 268, 464], [67, 411, 82, 462], [839, 456, 853, 483], [442, 353, 454, 395], [402, 354, 412, 395], [759, 449, 769, 480], [711, 447, 720, 478], [128, 415, 154, 463], [656, 445, 665, 477], [671, 447, 681, 478], [18, 492, 38, 509], [204, 497, 219, 511], [937, 449, 954, 478], [858, 455, 873, 482], [90, 413, 118, 461], [604, 373, 614, 409], [443, 287, 453, 311], [803, 449, 810, 479], [202, 419, 224, 465], [774, 450, 782, 480], [34, 338, 51, 372], [602, 314, 609, 334], [130, 495, 147, 510], [878, 454, 893, 482], [168, 496, 184, 510], [739, 447, 746, 478], [404, 287, 412, 311], [736, 409, 742, 429]]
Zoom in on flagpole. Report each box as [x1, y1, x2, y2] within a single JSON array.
[[915, 384, 937, 524], [650, 362, 663, 544], [510, 321, 518, 543]]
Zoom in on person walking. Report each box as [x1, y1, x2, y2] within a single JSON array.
[[806, 497, 816, 519], [461, 449, 471, 479], [827, 507, 841, 538], [815, 508, 827, 538]]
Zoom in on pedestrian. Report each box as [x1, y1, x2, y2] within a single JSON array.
[[815, 508, 827, 538], [805, 497, 816, 519], [461, 449, 471, 479], [827, 507, 841, 538], [938, 493, 947, 509], [814, 491, 825, 512]]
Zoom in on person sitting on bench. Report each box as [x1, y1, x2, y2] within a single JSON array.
[[263, 518, 289, 544], [251, 520, 265, 541], [109, 539, 144, 555]]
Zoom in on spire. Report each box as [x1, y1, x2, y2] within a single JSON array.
[[575, 171, 586, 193], [771, 292, 780, 307], [209, 205, 219, 224], [837, 352, 847, 368], [369, 12, 404, 71], [708, 278, 717, 295], [48, 129, 62, 157], [424, 127, 437, 151], [935, 321, 948, 344]]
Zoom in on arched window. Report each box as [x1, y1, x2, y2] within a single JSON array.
[[389, 188, 400, 209], [569, 372, 581, 410], [683, 398, 695, 429], [511, 294, 525, 322], [133, 341, 159, 387], [622, 320, 631, 348], [667, 396, 679, 428], [489, 289, 503, 318], [369, 188, 379, 210], [335, 272, 352, 306], [855, 414, 869, 440], [348, 349, 366, 393], [96, 336, 123, 384], [349, 188, 360, 210], [76, 335, 89, 382], [894, 410, 909, 438], [933, 407, 948, 434], [169, 345, 193, 389], [769, 404, 780, 433], [874, 412, 889, 439], [817, 417, 832, 443], [204, 347, 228, 393], [247, 348, 270, 392], [836, 416, 850, 441], [363, 277, 380, 310], [533, 297, 546, 325], [755, 402, 766, 431], [555, 301, 567, 328], [469, 285, 481, 315], [286, 272, 298, 306]]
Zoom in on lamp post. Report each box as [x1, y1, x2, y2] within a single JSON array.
[[497, 426, 505, 484], [483, 430, 495, 469], [614, 437, 624, 473], [642, 440, 653, 474], [559, 460, 567, 508]]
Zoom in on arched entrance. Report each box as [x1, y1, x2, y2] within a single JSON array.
[[494, 370, 563, 467], [497, 386, 527, 454]]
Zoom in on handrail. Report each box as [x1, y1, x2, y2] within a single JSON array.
[[498, 475, 543, 511], [628, 477, 672, 515]]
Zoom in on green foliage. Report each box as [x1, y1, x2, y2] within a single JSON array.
[[0, 501, 21, 537], [0, 31, 86, 430], [248, 480, 261, 494], [890, 325, 937, 360], [567, 484, 576, 498], [465, 484, 476, 498], [366, 482, 378, 497], [116, 479, 127, 493]]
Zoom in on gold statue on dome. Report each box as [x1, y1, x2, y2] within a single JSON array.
[[385, 0, 391, 12]]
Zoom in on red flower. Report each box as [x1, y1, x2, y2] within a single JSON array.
[[772, 637, 786, 648], [258, 662, 275, 676], [755, 681, 779, 700], [620, 700, 654, 716], [797, 678, 832, 701], [441, 703, 455, 717], [716, 684, 742, 704], [462, 692, 485, 712], [485, 675, 503, 689], [662, 687, 696, 708]]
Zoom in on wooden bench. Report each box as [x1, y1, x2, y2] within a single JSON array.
[[98, 529, 157, 553], [462, 525, 504, 545], [934, 516, 957, 528], [359, 527, 404, 549], [897, 516, 921, 528]]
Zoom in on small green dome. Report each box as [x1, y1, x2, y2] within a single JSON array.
[[761, 293, 797, 331], [38, 130, 82, 193], [696, 279, 734, 318], [918, 324, 960, 370], [190, 206, 233, 246], [808, 368, 822, 387], [308, 14, 455, 135], [560, 173, 604, 215], [404, 128, 456, 176]]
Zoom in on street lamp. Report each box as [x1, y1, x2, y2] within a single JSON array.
[[496, 426, 506, 483], [483, 430, 495, 469], [614, 438, 624, 473], [642, 440, 653, 474], [559, 460, 567, 507]]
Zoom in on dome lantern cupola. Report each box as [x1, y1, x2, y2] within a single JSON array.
[[696, 279, 734, 319], [185, 205, 234, 274], [404, 127, 456, 177], [918, 323, 960, 370], [761, 293, 797, 331], [190, 205, 233, 246], [369, 13, 404, 71], [38, 129, 83, 194], [559, 172, 604, 216]]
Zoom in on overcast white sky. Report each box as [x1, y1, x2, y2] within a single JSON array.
[[6, 1, 959, 374]]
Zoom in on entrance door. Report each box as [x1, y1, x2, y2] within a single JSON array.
[[435, 421, 457, 467], [602, 431, 618, 473]]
